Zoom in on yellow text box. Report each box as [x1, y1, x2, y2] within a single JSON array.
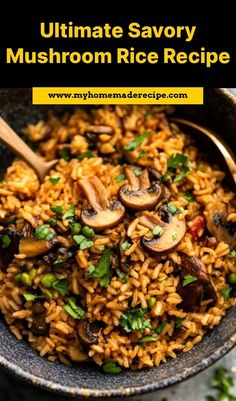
[[32, 87, 203, 105]]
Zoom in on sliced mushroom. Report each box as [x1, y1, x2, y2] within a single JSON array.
[[0, 226, 20, 271], [119, 166, 163, 211], [85, 125, 113, 135], [140, 211, 186, 255], [205, 202, 236, 248], [31, 301, 49, 336], [67, 337, 88, 362], [176, 254, 217, 312], [77, 320, 99, 345], [78, 176, 125, 231], [43, 247, 75, 267], [18, 238, 54, 258]]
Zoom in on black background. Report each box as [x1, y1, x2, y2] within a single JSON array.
[[0, 5, 235, 87]]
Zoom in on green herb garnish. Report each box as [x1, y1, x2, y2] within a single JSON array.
[[49, 218, 57, 226], [51, 279, 69, 295], [138, 335, 158, 343], [63, 297, 85, 320], [167, 204, 183, 215], [77, 151, 94, 160], [50, 205, 63, 219], [229, 250, 236, 257], [137, 150, 145, 160], [88, 249, 112, 287], [82, 226, 95, 239], [60, 148, 71, 161], [23, 293, 41, 301], [155, 319, 167, 335], [124, 131, 150, 151], [121, 241, 132, 251], [172, 232, 177, 241], [73, 235, 94, 250], [115, 174, 125, 183], [34, 225, 55, 241], [102, 362, 122, 374], [174, 317, 183, 329], [152, 225, 164, 237], [207, 366, 236, 401], [183, 191, 194, 203], [70, 222, 81, 235], [120, 308, 151, 333], [183, 275, 198, 287], [1, 234, 11, 249], [163, 153, 191, 183], [221, 288, 232, 299], [133, 168, 142, 176], [116, 268, 128, 284], [49, 177, 60, 185], [63, 205, 75, 221]]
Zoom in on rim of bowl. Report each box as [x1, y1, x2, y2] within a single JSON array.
[[0, 88, 235, 398]]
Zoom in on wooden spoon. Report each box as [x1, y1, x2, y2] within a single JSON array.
[[0, 117, 57, 182], [171, 118, 236, 186]]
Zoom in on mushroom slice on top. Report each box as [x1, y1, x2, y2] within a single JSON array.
[[78, 176, 125, 231], [140, 211, 186, 255], [177, 254, 217, 312], [18, 238, 55, 258], [77, 320, 100, 345], [205, 202, 236, 249], [119, 166, 163, 211]]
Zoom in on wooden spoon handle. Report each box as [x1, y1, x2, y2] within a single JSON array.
[[0, 117, 45, 172]]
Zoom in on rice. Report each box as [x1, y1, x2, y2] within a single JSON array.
[[0, 105, 235, 372]]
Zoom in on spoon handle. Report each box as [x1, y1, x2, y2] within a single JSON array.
[[0, 117, 45, 172]]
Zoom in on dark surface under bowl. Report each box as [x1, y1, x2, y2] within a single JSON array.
[[0, 88, 235, 398]]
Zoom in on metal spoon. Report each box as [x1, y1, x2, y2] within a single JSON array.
[[171, 118, 236, 186], [0, 117, 57, 182]]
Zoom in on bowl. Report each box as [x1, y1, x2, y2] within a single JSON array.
[[0, 88, 235, 398]]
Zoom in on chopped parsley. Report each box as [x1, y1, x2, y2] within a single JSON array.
[[152, 225, 164, 237], [81, 226, 94, 239], [155, 319, 167, 335], [137, 150, 145, 160], [49, 218, 57, 227], [77, 151, 94, 160], [73, 235, 94, 250], [124, 131, 150, 151], [121, 241, 132, 251], [183, 191, 195, 203], [1, 234, 11, 249], [51, 279, 69, 295], [70, 222, 81, 235], [207, 366, 235, 401], [115, 173, 125, 183], [221, 287, 232, 299], [163, 153, 191, 183], [102, 362, 122, 374], [50, 205, 63, 219], [88, 249, 112, 287], [49, 177, 60, 185], [229, 250, 236, 258], [63, 205, 75, 221], [138, 335, 158, 343], [34, 225, 55, 241], [60, 148, 71, 161], [183, 275, 198, 287], [167, 204, 183, 215], [120, 308, 151, 333], [23, 293, 41, 301], [116, 268, 128, 284], [63, 297, 85, 320], [174, 317, 183, 329], [133, 168, 142, 176]]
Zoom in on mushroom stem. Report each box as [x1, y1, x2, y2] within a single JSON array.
[[124, 166, 140, 188], [139, 212, 164, 230], [139, 169, 151, 189], [79, 177, 108, 212]]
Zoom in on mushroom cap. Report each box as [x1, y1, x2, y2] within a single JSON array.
[[141, 215, 186, 254], [19, 238, 55, 258], [119, 183, 163, 211], [81, 200, 125, 231], [205, 202, 236, 249]]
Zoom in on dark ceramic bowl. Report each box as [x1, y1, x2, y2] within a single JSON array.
[[0, 88, 236, 398]]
